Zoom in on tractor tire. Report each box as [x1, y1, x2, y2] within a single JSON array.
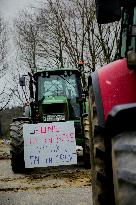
[[10, 120, 29, 173], [112, 131, 136, 205], [83, 115, 91, 168], [89, 86, 110, 205]]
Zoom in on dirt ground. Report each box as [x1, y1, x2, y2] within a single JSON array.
[[0, 142, 92, 205]]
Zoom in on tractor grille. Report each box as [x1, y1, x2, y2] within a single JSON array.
[[43, 114, 65, 122], [42, 103, 68, 122]]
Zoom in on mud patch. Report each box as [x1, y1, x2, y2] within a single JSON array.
[[0, 167, 91, 192], [0, 140, 91, 193]]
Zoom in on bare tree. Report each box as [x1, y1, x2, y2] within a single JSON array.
[[0, 17, 8, 77], [14, 10, 43, 73], [1, 0, 121, 110], [0, 16, 10, 110], [36, 0, 87, 68], [36, 0, 66, 68], [38, 0, 120, 70], [14, 0, 120, 72]]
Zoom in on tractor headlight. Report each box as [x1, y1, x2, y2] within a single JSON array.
[[43, 114, 65, 122]]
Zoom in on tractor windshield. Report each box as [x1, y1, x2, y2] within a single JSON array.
[[38, 74, 81, 100]]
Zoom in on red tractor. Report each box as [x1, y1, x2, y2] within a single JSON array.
[[89, 1, 136, 205]]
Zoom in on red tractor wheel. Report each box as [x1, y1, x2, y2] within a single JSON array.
[[112, 131, 136, 205]]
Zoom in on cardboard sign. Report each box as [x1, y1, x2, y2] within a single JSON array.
[[23, 121, 77, 168]]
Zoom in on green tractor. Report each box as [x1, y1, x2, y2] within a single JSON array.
[[10, 66, 90, 173]]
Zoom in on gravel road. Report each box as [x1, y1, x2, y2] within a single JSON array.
[[0, 142, 92, 205]]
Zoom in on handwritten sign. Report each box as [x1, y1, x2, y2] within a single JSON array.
[[23, 121, 77, 168]]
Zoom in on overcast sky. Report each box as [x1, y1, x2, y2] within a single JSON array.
[[0, 0, 41, 18]]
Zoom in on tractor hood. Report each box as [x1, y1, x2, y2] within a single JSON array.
[[42, 96, 68, 105], [91, 59, 136, 127]]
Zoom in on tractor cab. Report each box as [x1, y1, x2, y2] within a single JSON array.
[[95, 0, 136, 69], [33, 68, 83, 123]]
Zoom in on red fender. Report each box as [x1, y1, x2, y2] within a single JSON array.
[[92, 59, 136, 126]]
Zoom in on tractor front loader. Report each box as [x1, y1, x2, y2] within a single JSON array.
[[10, 67, 91, 173], [89, 1, 136, 205]]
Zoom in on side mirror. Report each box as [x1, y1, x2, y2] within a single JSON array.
[[95, 0, 121, 24], [19, 76, 26, 86]]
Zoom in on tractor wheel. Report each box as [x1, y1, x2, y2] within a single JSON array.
[[89, 86, 110, 205], [10, 120, 29, 173], [112, 131, 136, 205], [83, 115, 91, 168]]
